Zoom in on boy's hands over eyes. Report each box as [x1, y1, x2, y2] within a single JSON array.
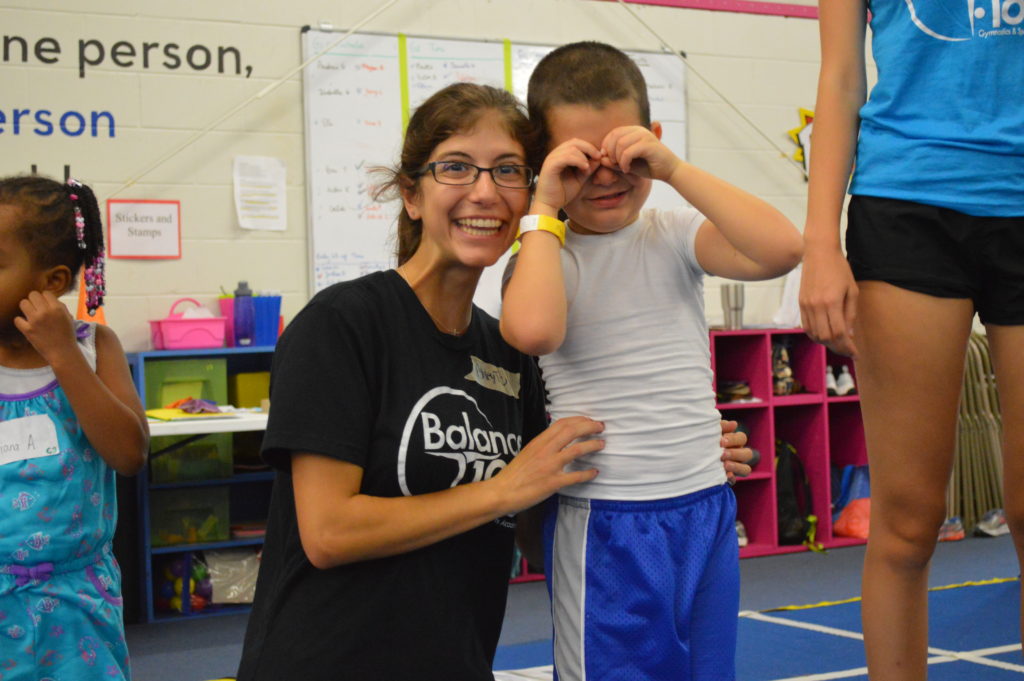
[[601, 126, 679, 183], [533, 138, 602, 215]]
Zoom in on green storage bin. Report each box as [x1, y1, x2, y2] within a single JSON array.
[[150, 486, 229, 547], [145, 358, 233, 484], [150, 433, 233, 483], [144, 358, 228, 409]]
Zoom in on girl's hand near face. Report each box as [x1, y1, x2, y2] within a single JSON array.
[[601, 125, 680, 183], [532, 138, 602, 216], [14, 291, 79, 365]]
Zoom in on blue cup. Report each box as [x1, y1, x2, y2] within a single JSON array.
[[253, 296, 281, 346]]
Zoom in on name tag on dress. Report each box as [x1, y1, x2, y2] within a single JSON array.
[[0, 414, 61, 466]]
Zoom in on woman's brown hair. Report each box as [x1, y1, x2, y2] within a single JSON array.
[[373, 83, 534, 265]]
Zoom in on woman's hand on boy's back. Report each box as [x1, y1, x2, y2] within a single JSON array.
[[533, 138, 602, 215], [14, 291, 80, 366], [491, 415, 604, 514], [600, 125, 679, 183]]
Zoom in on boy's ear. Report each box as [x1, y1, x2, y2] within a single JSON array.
[[40, 265, 73, 297], [651, 121, 663, 141]]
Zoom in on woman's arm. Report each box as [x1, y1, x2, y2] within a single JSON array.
[[292, 415, 604, 569], [799, 0, 869, 357]]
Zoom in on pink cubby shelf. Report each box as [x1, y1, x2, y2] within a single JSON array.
[[711, 328, 868, 558]]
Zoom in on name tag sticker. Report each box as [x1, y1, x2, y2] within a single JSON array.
[[465, 356, 520, 398], [0, 414, 61, 466]]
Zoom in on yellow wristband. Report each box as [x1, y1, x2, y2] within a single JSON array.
[[516, 214, 566, 247]]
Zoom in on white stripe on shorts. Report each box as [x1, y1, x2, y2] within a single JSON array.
[[551, 496, 591, 681]]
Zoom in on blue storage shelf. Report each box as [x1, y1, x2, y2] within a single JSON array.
[[128, 346, 276, 623], [151, 537, 266, 555]]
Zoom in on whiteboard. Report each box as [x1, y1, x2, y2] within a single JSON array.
[[301, 29, 688, 308]]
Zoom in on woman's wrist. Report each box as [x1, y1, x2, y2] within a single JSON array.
[[803, 232, 843, 253]]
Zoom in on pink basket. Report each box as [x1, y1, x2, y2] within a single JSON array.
[[149, 298, 227, 350]]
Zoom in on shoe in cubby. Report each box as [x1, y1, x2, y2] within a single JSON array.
[[736, 520, 748, 547], [836, 365, 856, 396], [826, 366, 838, 396]]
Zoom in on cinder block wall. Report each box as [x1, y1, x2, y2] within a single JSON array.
[[1, 0, 840, 351]]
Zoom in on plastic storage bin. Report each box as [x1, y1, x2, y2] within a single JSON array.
[[228, 372, 270, 409], [150, 437, 232, 483], [150, 486, 230, 547], [146, 357, 232, 485], [144, 358, 228, 408], [150, 298, 227, 350]]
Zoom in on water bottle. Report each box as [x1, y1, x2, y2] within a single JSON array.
[[233, 281, 255, 347]]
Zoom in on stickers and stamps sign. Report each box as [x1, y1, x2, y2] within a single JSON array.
[[106, 199, 181, 259]]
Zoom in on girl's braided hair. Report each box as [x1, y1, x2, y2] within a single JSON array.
[[0, 175, 106, 312]]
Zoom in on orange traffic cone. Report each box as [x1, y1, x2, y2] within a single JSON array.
[[75, 269, 107, 325]]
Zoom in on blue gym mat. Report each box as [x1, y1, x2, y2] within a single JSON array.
[[495, 578, 1023, 680]]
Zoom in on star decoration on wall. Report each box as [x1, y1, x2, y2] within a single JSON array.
[[788, 108, 814, 179]]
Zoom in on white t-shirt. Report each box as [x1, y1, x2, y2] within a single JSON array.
[[518, 207, 725, 500]]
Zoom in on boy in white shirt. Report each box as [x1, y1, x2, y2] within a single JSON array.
[[502, 41, 803, 681]]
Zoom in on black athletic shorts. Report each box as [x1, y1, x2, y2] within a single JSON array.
[[846, 194, 1024, 325]]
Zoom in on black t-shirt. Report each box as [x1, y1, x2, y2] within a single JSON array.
[[236, 270, 547, 681]]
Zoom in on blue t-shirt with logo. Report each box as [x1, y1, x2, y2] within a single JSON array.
[[850, 0, 1024, 216]]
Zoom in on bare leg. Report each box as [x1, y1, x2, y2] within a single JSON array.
[[984, 325, 1024, 650], [855, 282, 975, 681]]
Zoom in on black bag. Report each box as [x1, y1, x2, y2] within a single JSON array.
[[775, 438, 814, 546]]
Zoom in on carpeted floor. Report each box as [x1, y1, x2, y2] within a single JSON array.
[[126, 534, 1020, 681]]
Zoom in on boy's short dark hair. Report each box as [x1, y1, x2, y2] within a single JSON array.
[[527, 41, 651, 154]]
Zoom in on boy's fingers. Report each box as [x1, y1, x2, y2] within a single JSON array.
[[567, 138, 601, 159]]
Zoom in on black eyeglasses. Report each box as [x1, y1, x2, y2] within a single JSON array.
[[421, 161, 534, 188]]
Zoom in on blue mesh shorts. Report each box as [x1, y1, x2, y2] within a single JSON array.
[[543, 484, 739, 681]]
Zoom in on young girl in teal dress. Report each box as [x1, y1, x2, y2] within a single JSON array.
[[0, 175, 148, 680]]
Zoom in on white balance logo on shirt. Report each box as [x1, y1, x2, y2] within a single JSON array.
[[905, 1, 1023, 40], [396, 387, 522, 496], [0, 414, 61, 466]]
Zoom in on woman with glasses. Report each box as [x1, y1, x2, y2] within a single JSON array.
[[236, 83, 752, 681]]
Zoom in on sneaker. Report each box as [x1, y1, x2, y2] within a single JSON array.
[[736, 520, 748, 547], [826, 366, 838, 396], [717, 380, 751, 403], [975, 509, 1010, 537], [938, 516, 965, 542], [836, 365, 857, 396]]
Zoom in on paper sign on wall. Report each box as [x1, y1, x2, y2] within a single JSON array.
[[106, 199, 181, 259], [234, 156, 287, 231]]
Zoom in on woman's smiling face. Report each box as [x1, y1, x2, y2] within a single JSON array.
[[402, 110, 531, 270]]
